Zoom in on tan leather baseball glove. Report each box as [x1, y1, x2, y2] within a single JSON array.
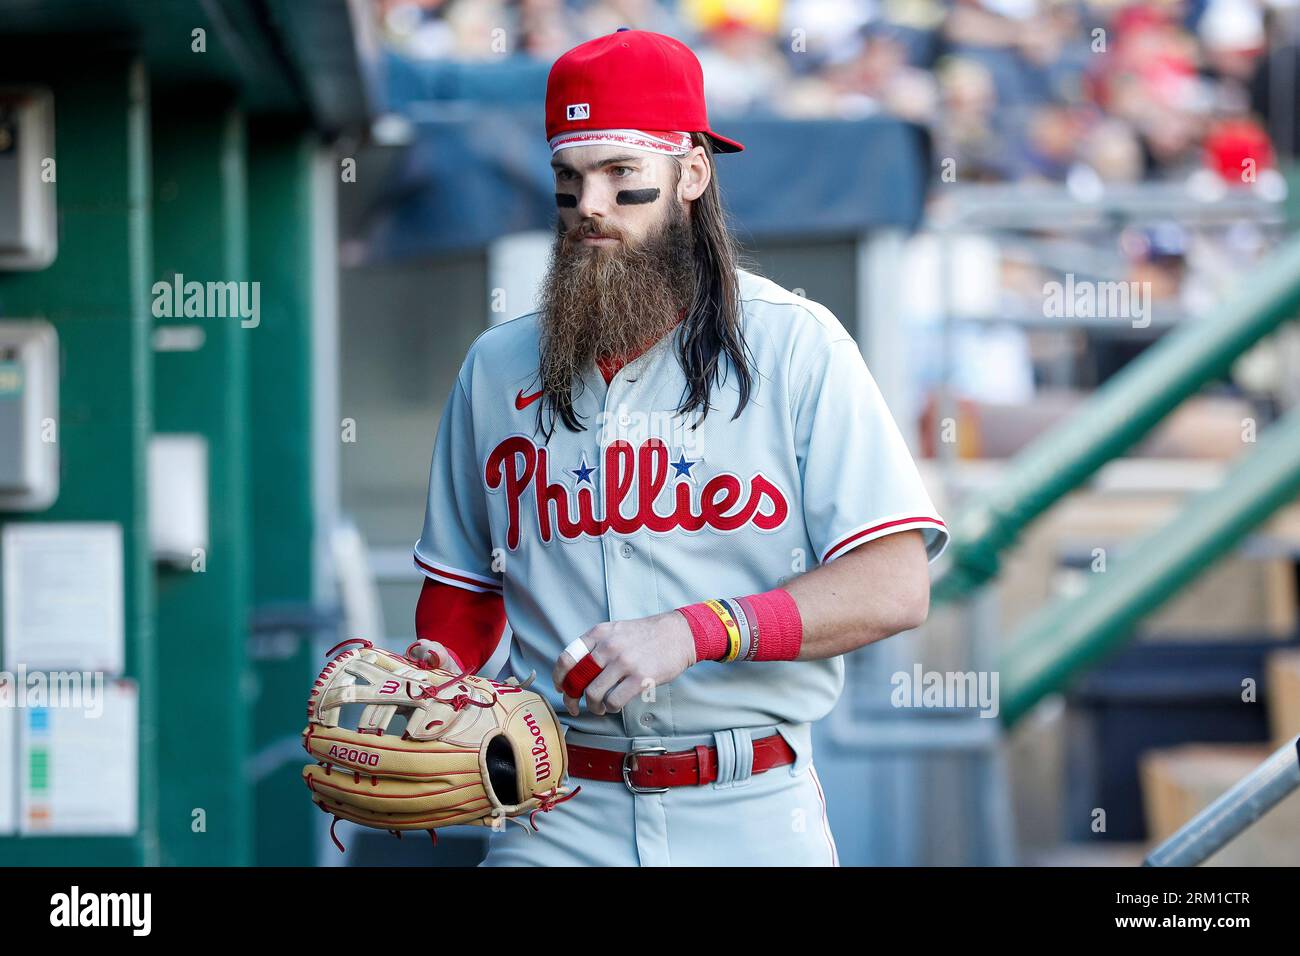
[[302, 639, 576, 850]]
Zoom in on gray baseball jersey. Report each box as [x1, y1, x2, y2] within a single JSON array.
[[415, 267, 948, 739]]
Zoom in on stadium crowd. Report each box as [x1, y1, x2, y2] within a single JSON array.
[[373, 0, 1299, 187]]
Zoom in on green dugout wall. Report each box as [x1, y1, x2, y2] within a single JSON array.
[[150, 94, 253, 866], [0, 53, 158, 867], [246, 123, 336, 866], [0, 2, 367, 867]]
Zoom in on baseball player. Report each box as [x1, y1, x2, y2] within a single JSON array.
[[409, 29, 948, 866]]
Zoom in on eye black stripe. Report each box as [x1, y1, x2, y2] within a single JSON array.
[[616, 188, 660, 205]]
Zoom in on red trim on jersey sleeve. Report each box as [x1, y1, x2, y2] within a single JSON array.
[[822, 516, 948, 564], [415, 577, 507, 675], [413, 552, 503, 594]]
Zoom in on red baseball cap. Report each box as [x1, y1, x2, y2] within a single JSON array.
[[545, 28, 745, 154]]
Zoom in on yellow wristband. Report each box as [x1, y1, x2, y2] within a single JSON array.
[[703, 598, 743, 662]]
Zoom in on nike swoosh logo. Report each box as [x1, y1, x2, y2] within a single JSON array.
[[515, 388, 544, 410]]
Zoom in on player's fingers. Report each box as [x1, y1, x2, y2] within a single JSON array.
[[554, 634, 599, 694], [562, 692, 580, 717], [406, 639, 456, 671], [602, 677, 640, 714], [582, 662, 625, 717], [552, 634, 588, 686]]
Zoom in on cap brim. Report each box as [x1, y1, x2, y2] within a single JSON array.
[[706, 130, 745, 153]]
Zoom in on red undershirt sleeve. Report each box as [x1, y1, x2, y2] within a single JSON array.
[[414, 577, 508, 675]]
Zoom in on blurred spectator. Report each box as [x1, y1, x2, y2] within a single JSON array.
[[1121, 222, 1188, 301], [377, 0, 458, 59], [1076, 116, 1146, 182], [934, 56, 1014, 179], [779, 0, 878, 73], [582, 0, 686, 38], [682, 0, 783, 32], [1199, 0, 1266, 84], [1249, 3, 1300, 161], [516, 0, 582, 57], [1203, 114, 1275, 182], [690, 17, 792, 114]]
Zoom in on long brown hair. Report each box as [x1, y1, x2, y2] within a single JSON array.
[[675, 132, 756, 429], [540, 132, 756, 438]]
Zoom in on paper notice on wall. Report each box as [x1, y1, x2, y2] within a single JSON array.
[[18, 679, 137, 835], [0, 678, 15, 835], [2, 522, 124, 674]]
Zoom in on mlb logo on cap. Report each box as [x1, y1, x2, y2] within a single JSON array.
[[566, 103, 590, 120]]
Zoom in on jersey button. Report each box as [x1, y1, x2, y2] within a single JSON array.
[[640, 713, 655, 727], [619, 543, 634, 558]]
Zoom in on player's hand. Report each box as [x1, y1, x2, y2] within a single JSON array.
[[405, 638, 462, 673], [552, 611, 697, 717]]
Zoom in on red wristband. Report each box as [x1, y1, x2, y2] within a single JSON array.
[[677, 587, 804, 663], [746, 588, 803, 661], [676, 604, 729, 662]]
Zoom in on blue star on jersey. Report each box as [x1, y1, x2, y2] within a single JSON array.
[[671, 450, 702, 482], [571, 452, 598, 486], [572, 449, 699, 486]]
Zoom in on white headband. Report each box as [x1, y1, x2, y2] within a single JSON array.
[[549, 128, 694, 156]]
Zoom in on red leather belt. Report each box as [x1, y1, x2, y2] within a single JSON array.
[[568, 734, 796, 793]]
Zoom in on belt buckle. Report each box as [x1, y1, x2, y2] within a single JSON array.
[[622, 746, 669, 794]]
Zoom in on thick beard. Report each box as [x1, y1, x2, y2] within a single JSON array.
[[537, 200, 696, 404]]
